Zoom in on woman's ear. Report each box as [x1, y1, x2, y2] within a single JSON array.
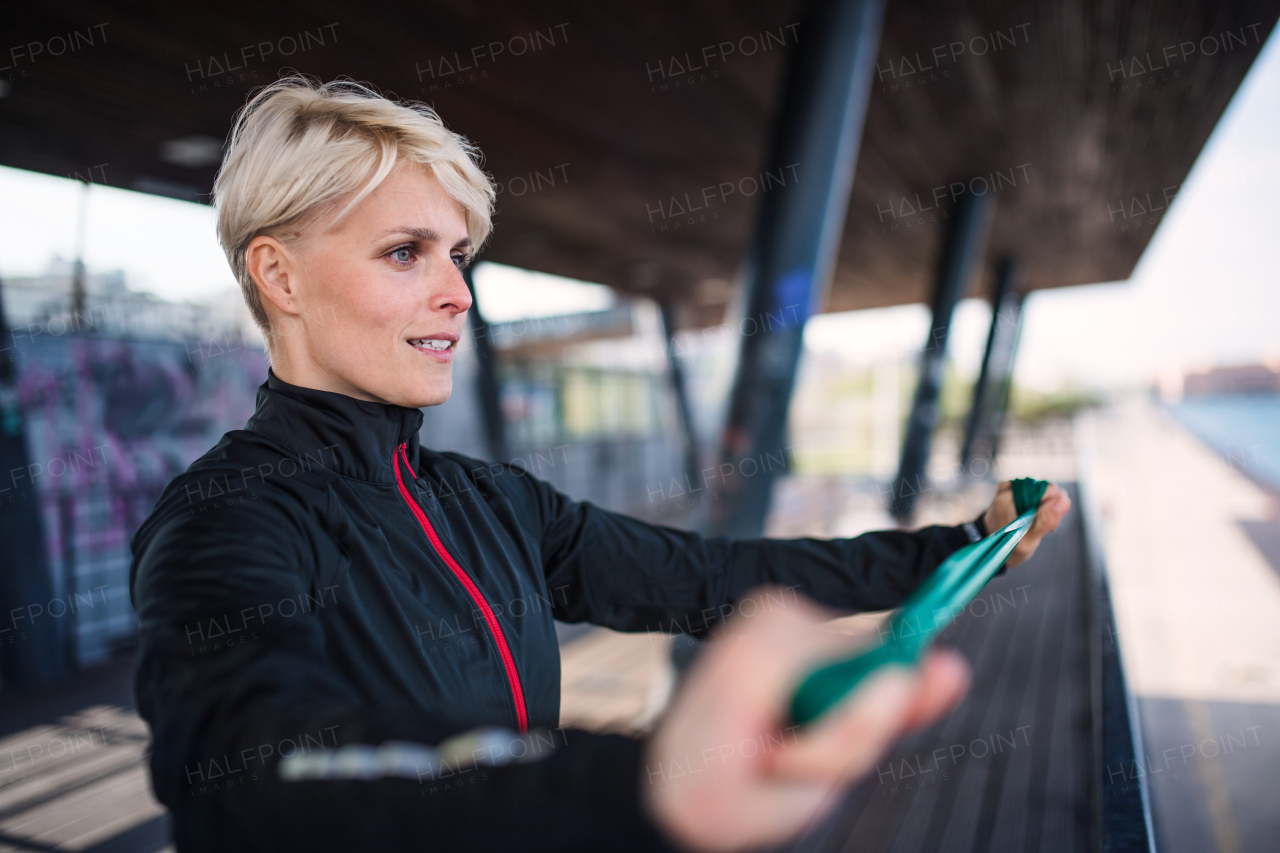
[[246, 235, 301, 319]]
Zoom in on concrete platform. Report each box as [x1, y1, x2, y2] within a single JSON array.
[[0, 656, 171, 853], [1085, 397, 1280, 853]]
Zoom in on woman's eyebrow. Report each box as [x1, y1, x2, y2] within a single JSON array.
[[376, 228, 471, 250], [376, 226, 442, 242]]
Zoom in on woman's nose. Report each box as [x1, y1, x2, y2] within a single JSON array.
[[434, 266, 474, 314]]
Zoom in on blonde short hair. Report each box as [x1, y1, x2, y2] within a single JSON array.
[[213, 76, 495, 334]]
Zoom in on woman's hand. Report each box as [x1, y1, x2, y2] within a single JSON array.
[[981, 481, 1072, 568], [643, 590, 970, 852]]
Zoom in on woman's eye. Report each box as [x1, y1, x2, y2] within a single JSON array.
[[390, 248, 414, 265], [452, 253, 471, 269]]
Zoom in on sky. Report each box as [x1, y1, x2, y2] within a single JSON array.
[[1, 27, 1277, 391]]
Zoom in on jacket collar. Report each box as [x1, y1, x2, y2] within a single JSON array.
[[244, 369, 424, 485]]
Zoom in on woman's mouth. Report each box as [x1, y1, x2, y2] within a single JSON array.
[[407, 336, 457, 359]]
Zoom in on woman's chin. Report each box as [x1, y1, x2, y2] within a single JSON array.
[[400, 377, 452, 409]]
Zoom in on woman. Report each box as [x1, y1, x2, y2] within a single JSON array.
[[130, 77, 1070, 853]]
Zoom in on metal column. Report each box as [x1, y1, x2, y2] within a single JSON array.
[[705, 0, 888, 539], [658, 300, 701, 502], [960, 258, 1024, 477], [890, 191, 996, 521], [0, 277, 66, 687], [463, 266, 509, 462]]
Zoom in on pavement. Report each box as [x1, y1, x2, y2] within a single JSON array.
[[0, 655, 171, 853], [1083, 396, 1280, 853]]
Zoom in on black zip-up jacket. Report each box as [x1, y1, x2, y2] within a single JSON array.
[[130, 371, 974, 852]]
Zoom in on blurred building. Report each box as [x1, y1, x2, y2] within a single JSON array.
[[1183, 362, 1280, 396], [2, 258, 251, 345]]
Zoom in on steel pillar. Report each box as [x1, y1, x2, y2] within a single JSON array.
[[890, 190, 996, 521], [705, 0, 887, 539], [658, 301, 701, 502], [960, 258, 1025, 476], [0, 277, 66, 687], [463, 266, 508, 462]]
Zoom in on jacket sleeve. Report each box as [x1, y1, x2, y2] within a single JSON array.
[[492, 464, 972, 636], [130, 492, 680, 853]]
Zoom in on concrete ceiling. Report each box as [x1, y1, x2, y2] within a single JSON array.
[[2, 1, 1274, 328]]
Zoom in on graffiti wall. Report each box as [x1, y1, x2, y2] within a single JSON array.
[[11, 335, 268, 667]]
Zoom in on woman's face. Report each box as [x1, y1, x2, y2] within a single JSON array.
[[248, 162, 474, 409]]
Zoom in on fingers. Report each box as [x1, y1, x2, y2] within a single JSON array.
[[644, 593, 910, 852], [982, 481, 1015, 533], [902, 648, 971, 730], [1007, 483, 1072, 567], [1027, 484, 1071, 538], [1044, 485, 1072, 526], [768, 665, 919, 782], [644, 592, 974, 852], [769, 649, 971, 782]]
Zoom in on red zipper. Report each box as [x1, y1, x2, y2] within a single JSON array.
[[393, 443, 528, 732]]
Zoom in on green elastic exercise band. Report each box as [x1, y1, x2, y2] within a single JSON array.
[[788, 478, 1049, 726]]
